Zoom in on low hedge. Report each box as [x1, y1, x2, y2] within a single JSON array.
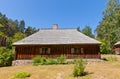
[[32, 55, 67, 65]]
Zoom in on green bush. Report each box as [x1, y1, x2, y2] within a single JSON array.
[[32, 56, 41, 65], [32, 56, 46, 65], [56, 55, 66, 64], [67, 61, 75, 64], [11, 72, 30, 79], [40, 57, 46, 65], [32, 56, 67, 65], [0, 48, 14, 67], [98, 39, 110, 54], [45, 58, 57, 65], [73, 59, 86, 77]]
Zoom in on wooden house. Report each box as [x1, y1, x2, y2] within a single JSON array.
[[113, 41, 120, 54], [13, 24, 101, 60]]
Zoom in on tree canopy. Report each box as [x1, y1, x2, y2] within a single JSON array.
[[96, 0, 120, 53], [81, 26, 94, 38], [0, 12, 39, 46]]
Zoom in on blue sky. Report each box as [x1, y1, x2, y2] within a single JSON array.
[[0, 0, 107, 33]]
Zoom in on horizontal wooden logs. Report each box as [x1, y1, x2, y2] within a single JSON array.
[[15, 44, 100, 60]]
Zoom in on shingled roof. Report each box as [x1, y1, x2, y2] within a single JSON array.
[[13, 28, 101, 45]]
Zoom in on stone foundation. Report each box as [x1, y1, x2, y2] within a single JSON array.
[[12, 60, 33, 66], [12, 59, 102, 66]]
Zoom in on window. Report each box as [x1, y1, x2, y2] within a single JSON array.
[[40, 48, 50, 54], [71, 48, 84, 54], [75, 48, 80, 54], [81, 48, 84, 54], [71, 48, 74, 54], [71, 48, 80, 54]]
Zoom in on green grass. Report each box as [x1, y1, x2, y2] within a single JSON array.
[[0, 55, 120, 79]]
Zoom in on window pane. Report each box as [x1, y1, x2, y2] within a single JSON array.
[[81, 48, 84, 54], [76, 48, 80, 53], [40, 48, 42, 54], [71, 48, 74, 53], [42, 48, 45, 54], [40, 48, 51, 54], [48, 48, 51, 54]]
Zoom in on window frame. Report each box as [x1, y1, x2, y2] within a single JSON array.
[[40, 47, 51, 55], [71, 47, 84, 54]]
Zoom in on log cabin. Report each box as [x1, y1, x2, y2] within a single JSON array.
[[13, 24, 101, 60], [113, 41, 120, 54]]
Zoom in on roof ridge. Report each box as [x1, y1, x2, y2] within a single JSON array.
[[40, 28, 77, 30]]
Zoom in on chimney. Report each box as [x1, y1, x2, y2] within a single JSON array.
[[52, 24, 58, 30]]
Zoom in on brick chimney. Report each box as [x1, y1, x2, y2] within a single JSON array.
[[52, 24, 58, 30]]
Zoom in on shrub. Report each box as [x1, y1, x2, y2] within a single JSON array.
[[99, 39, 110, 54], [0, 48, 14, 67], [32, 56, 41, 65], [11, 72, 30, 79], [33, 56, 68, 65], [40, 57, 46, 65], [73, 59, 86, 77], [32, 56, 46, 65], [67, 61, 75, 64], [45, 58, 57, 65], [56, 55, 66, 64]]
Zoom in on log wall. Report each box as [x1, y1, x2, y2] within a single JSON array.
[[15, 44, 100, 60]]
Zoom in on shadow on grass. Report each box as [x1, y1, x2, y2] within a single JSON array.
[[102, 56, 118, 62], [79, 71, 93, 77], [70, 71, 94, 78]]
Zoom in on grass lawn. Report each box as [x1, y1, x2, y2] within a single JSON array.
[[1, 55, 120, 79]]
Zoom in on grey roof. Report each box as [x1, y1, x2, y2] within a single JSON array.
[[13, 29, 101, 45], [114, 41, 120, 45]]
